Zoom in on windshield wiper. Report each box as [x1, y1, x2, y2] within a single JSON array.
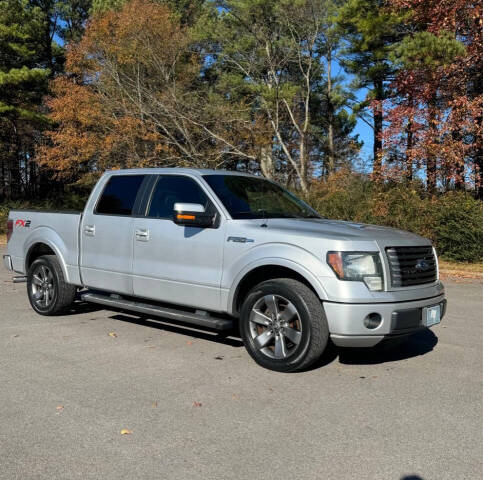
[[272, 213, 299, 218]]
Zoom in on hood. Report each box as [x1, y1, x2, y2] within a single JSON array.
[[257, 218, 430, 246]]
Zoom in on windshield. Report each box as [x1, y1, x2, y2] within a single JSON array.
[[203, 174, 320, 220]]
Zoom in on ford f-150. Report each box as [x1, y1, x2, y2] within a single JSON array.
[[3, 168, 446, 371]]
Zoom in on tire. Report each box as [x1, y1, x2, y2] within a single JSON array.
[[27, 255, 76, 315], [239, 278, 329, 372]]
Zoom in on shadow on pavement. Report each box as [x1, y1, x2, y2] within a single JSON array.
[[62, 300, 104, 316], [338, 329, 438, 365], [63, 299, 438, 365], [109, 313, 244, 348], [304, 329, 438, 371], [401, 476, 424, 480]]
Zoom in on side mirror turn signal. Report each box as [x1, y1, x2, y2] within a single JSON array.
[[172, 203, 215, 228]]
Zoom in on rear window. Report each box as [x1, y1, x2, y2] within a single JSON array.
[[96, 175, 145, 215]]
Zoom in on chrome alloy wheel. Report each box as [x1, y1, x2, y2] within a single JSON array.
[[30, 264, 55, 309], [248, 294, 303, 359]]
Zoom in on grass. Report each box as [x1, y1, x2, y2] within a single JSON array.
[[0, 234, 6, 245], [439, 260, 483, 278]]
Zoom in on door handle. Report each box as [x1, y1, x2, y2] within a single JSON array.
[[84, 225, 95, 236], [135, 228, 150, 241]]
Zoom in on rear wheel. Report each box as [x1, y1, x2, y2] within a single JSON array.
[[239, 278, 329, 372], [27, 255, 76, 315]]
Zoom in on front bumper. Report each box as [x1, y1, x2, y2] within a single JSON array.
[[324, 294, 446, 347], [3, 254, 13, 271]]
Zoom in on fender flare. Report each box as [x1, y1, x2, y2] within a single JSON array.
[[24, 228, 71, 283], [227, 256, 328, 316]]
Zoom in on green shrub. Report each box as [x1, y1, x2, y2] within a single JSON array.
[[306, 171, 372, 220], [353, 184, 436, 242], [306, 172, 482, 263], [1, 178, 481, 262], [433, 192, 483, 262]]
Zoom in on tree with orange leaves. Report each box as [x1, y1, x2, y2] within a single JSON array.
[[39, 0, 258, 187]]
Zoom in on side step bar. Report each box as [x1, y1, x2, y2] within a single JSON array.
[[81, 292, 235, 331], [13, 276, 27, 283]]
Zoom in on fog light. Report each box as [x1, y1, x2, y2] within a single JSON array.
[[364, 313, 382, 329]]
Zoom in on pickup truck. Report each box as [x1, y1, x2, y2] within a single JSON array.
[[3, 168, 446, 371]]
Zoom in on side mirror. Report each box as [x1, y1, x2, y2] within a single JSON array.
[[173, 203, 215, 228]]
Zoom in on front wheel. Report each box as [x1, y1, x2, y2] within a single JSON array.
[[27, 255, 76, 315], [239, 278, 329, 372]]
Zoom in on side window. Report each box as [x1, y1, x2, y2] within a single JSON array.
[[147, 175, 212, 219], [96, 175, 145, 215]]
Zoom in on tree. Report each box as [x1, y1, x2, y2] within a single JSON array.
[[312, 0, 361, 175], [91, 0, 206, 25], [338, 0, 405, 180], [39, 0, 258, 185], [385, 0, 481, 195], [41, 0, 360, 190], [0, 0, 91, 199], [58, 0, 93, 42], [198, 0, 360, 192], [0, 0, 51, 198]]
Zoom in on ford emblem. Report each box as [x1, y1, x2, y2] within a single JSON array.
[[415, 259, 430, 271]]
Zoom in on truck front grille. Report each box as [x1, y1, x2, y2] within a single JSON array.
[[386, 246, 437, 287]]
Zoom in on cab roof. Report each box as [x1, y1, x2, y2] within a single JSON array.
[[104, 168, 258, 178]]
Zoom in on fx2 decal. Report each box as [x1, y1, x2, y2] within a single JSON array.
[[15, 219, 31, 228]]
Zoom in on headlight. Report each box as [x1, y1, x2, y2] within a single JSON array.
[[327, 251, 384, 291]]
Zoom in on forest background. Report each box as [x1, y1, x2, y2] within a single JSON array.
[[0, 0, 481, 262]]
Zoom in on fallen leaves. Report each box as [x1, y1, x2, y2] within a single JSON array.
[[56, 405, 64, 411], [193, 401, 202, 408], [120, 429, 133, 435], [108, 332, 117, 338]]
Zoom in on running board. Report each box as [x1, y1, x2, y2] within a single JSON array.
[[81, 292, 234, 331]]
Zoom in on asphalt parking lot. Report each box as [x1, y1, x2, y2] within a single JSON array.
[[1, 246, 482, 480]]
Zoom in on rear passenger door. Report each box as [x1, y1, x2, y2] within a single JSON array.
[[132, 174, 225, 311], [80, 174, 147, 295]]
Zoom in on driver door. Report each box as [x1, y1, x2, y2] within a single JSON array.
[[132, 174, 225, 311]]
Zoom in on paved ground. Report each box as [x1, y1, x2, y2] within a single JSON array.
[[1, 247, 482, 480]]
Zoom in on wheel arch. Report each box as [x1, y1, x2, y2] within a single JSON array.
[[228, 259, 327, 316], [24, 231, 70, 283], [26, 242, 56, 270]]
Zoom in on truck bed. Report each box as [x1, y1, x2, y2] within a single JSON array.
[[6, 209, 82, 285]]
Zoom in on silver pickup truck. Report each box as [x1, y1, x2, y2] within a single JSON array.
[[3, 168, 446, 371]]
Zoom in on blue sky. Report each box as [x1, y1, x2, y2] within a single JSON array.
[[353, 99, 373, 162]]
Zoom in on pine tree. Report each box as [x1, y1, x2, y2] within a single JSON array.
[[338, 0, 405, 180], [0, 0, 50, 198], [197, 0, 360, 190], [0, 0, 92, 199]]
